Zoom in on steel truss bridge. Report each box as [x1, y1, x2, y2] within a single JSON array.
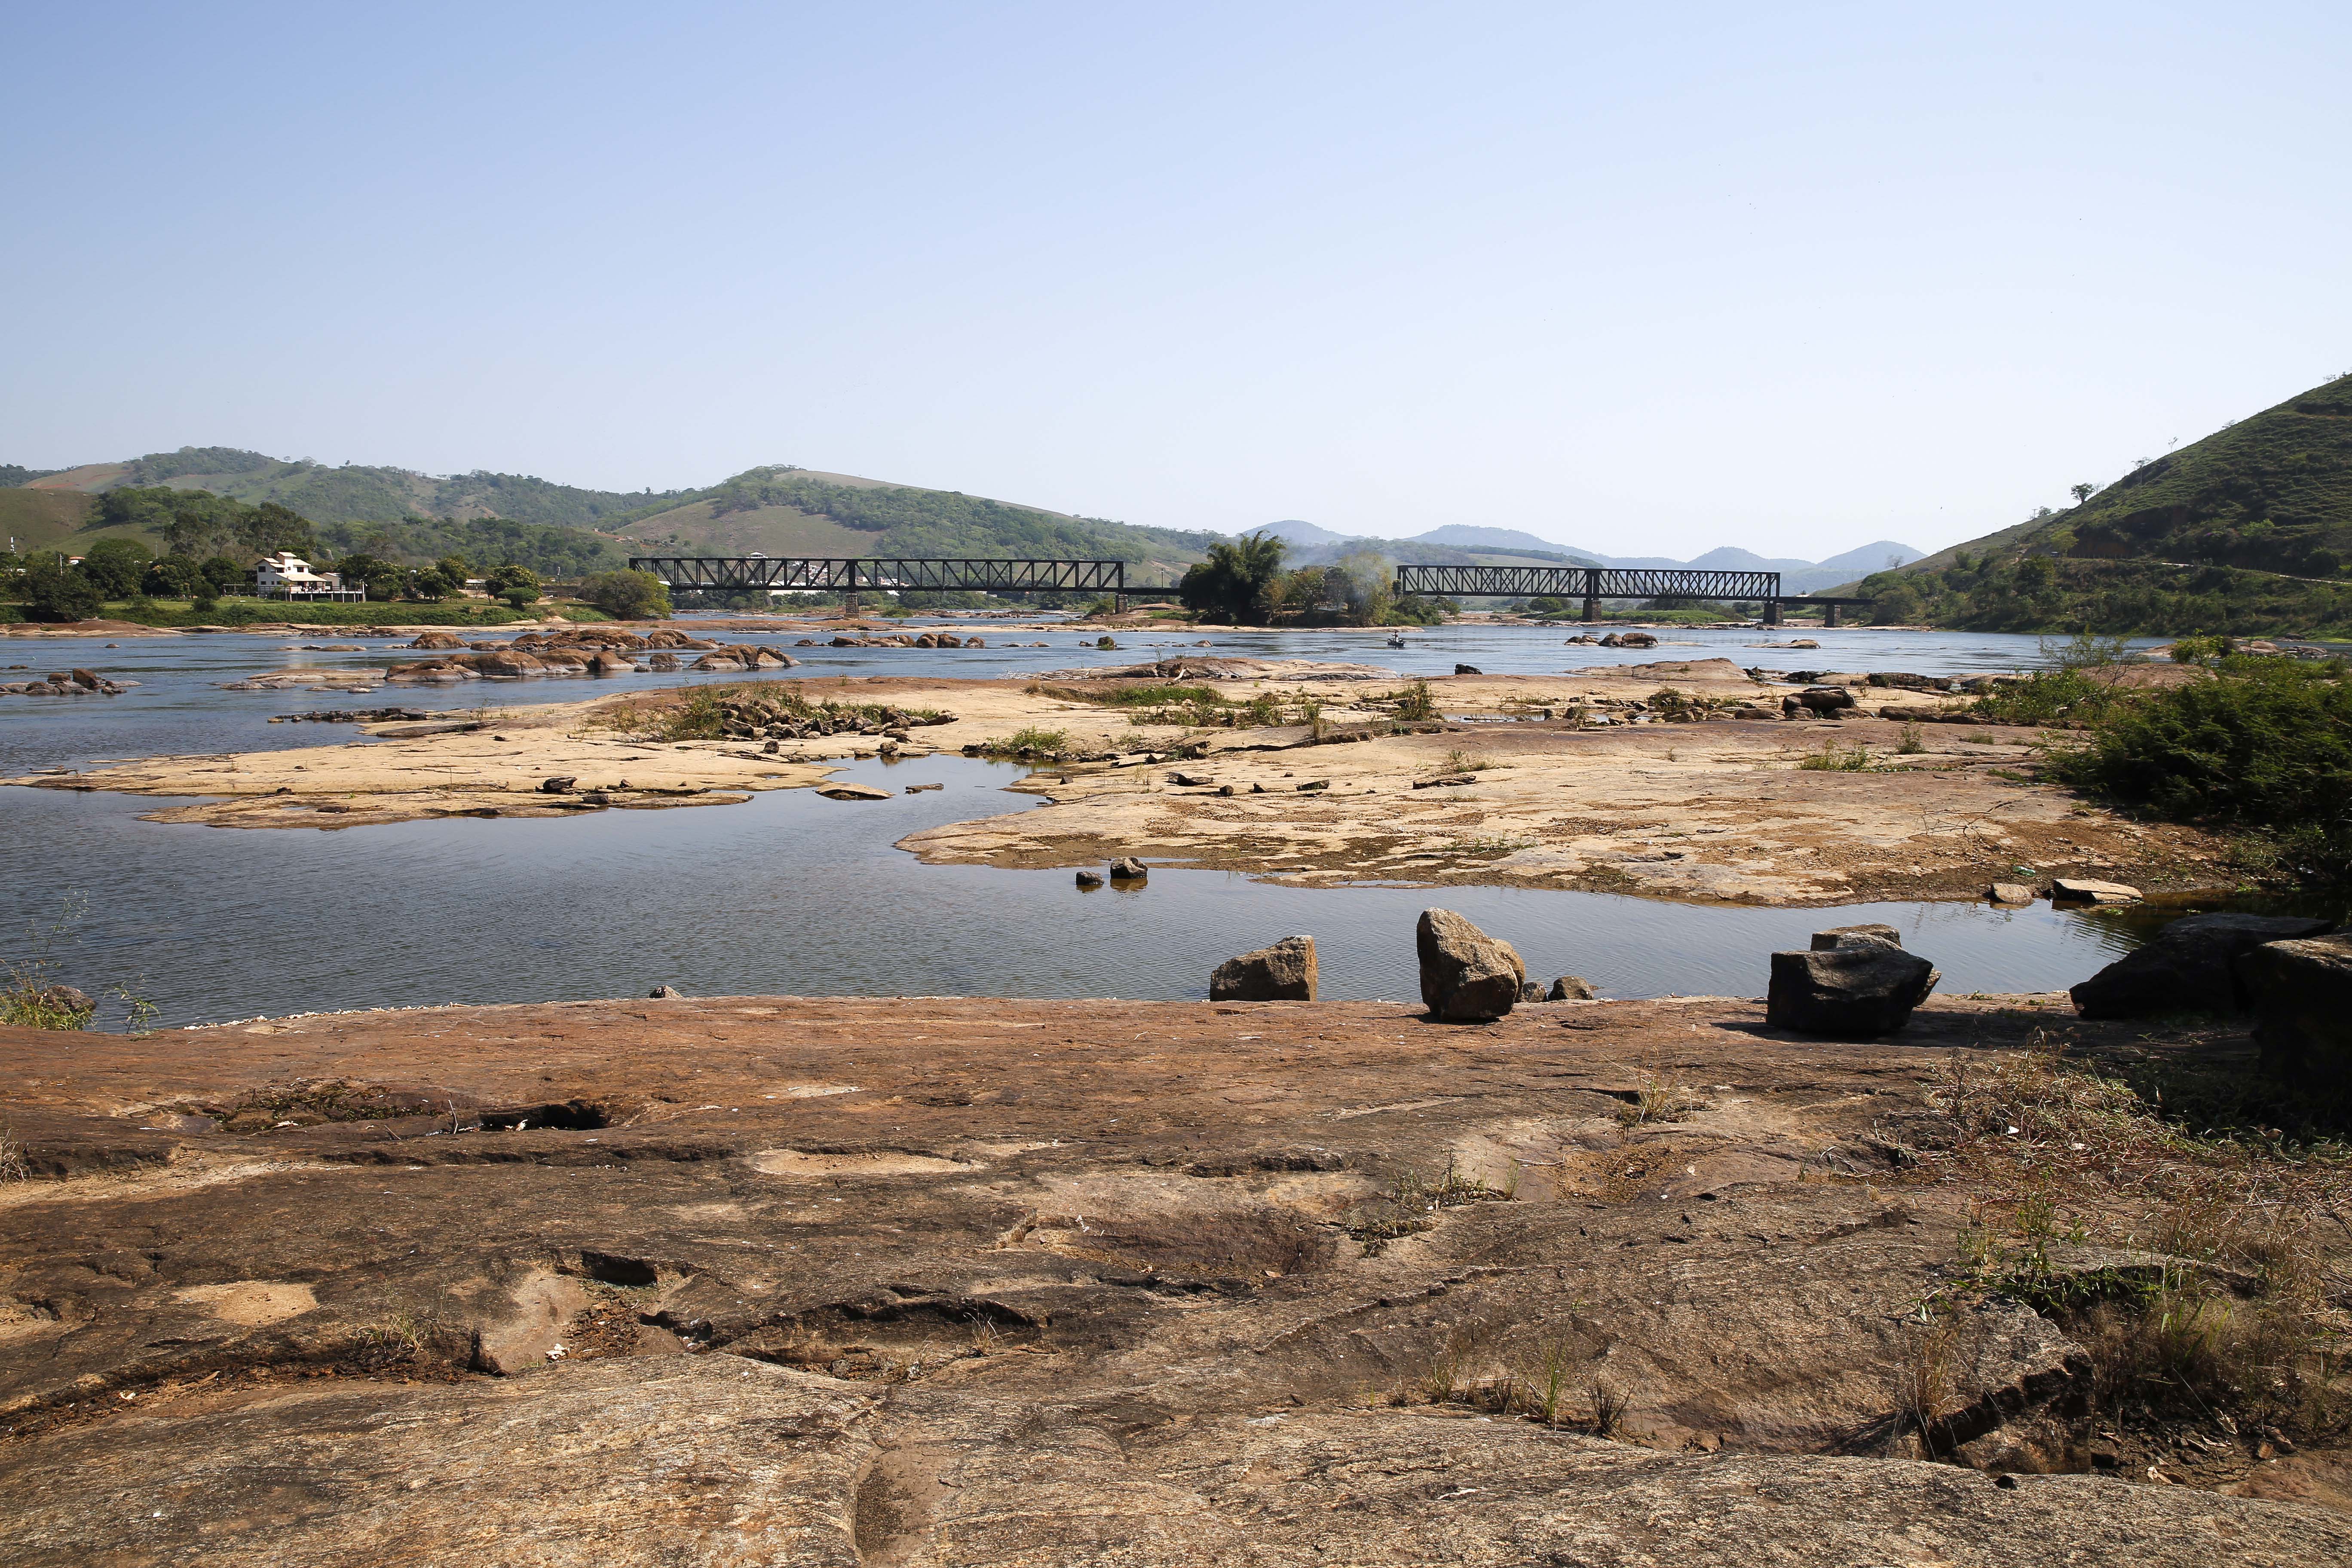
[[629, 556, 1130, 609], [1391, 564, 1871, 626]]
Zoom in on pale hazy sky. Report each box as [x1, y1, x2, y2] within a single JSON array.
[[5, 3, 2347, 560]]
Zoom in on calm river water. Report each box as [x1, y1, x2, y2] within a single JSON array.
[[0, 619, 2195, 1026]]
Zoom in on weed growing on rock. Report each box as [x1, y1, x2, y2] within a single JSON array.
[[1616, 1071, 1705, 1129], [1348, 1160, 1513, 1255], [1442, 749, 1496, 773], [1798, 739, 1873, 771], [1897, 723, 1928, 754], [0, 1125, 26, 1182], [1906, 1032, 2352, 1446], [1390, 681, 1439, 721], [975, 726, 1069, 758]]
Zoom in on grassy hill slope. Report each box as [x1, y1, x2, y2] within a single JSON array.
[[1848, 373, 2352, 635], [609, 466, 1224, 585]]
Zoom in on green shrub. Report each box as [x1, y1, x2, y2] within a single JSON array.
[[2045, 661, 2352, 882]]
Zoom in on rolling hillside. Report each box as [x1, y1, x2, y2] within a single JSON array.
[[1848, 372, 2352, 634]]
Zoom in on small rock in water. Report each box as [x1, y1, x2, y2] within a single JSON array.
[[647, 985, 685, 999], [1547, 975, 1597, 1001], [816, 782, 892, 800], [1454, 663, 1482, 675], [1210, 935, 1317, 1001], [2051, 878, 2140, 904], [1108, 857, 1148, 881], [1987, 882, 2036, 905], [1075, 869, 1105, 888]]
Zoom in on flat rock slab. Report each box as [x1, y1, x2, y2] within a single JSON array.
[[1, 993, 2343, 1563], [4, 1357, 2340, 1568]]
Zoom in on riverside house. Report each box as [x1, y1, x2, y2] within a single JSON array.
[[254, 552, 364, 602]]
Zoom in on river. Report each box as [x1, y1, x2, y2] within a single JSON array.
[[0, 619, 2195, 1026]]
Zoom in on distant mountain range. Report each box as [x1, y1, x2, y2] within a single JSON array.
[[1259, 519, 1922, 596]]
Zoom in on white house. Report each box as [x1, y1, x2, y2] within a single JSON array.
[[254, 552, 363, 601]]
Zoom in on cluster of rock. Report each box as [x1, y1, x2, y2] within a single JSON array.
[[796, 631, 987, 649], [0, 668, 135, 697], [1562, 631, 1658, 648], [388, 647, 639, 681], [407, 628, 716, 652], [267, 706, 429, 725], [2070, 911, 2348, 1091], [707, 692, 952, 744], [688, 645, 797, 672]]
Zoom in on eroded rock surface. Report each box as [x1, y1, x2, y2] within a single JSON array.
[[2, 995, 2343, 1564]]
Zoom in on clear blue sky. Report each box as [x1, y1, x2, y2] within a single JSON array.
[[4, 3, 2347, 560]]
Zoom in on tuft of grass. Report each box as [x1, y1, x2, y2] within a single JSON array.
[[1896, 722, 1927, 754], [1798, 738, 1873, 771], [1442, 748, 1497, 773], [1390, 680, 1439, 722], [977, 726, 1069, 756], [0, 1124, 28, 1182], [1616, 1071, 1705, 1129]]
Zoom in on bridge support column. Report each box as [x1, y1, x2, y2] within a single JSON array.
[[1114, 594, 1128, 615], [1582, 596, 1597, 623], [1762, 600, 1780, 627], [1822, 603, 1839, 628]]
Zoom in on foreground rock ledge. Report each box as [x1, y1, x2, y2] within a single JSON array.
[[1, 995, 2343, 1565]]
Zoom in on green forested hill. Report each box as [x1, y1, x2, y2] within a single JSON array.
[[611, 466, 1224, 580], [6, 450, 1225, 582], [90, 447, 680, 528], [1851, 373, 2352, 634]]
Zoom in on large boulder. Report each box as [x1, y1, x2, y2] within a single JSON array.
[[1210, 936, 1318, 1001], [2236, 933, 2352, 1092], [409, 631, 466, 649], [1416, 909, 1525, 1022], [1767, 947, 1939, 1038], [2071, 913, 2334, 1019]]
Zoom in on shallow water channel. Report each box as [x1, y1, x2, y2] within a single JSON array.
[[0, 620, 2187, 1026]]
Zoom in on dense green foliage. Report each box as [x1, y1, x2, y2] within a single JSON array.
[[579, 568, 671, 619], [2046, 658, 2352, 882], [313, 516, 628, 578], [110, 447, 682, 528], [1860, 373, 2352, 634], [1178, 533, 1288, 622], [96, 485, 320, 563], [77, 537, 153, 597], [0, 464, 63, 487], [11, 552, 104, 621]]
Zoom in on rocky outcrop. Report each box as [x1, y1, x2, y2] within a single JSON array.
[[2072, 913, 2335, 1020], [815, 782, 891, 801], [2237, 932, 2352, 1092], [1416, 908, 1525, 1021], [2, 669, 135, 696], [1109, 857, 1148, 881], [1209, 935, 1317, 1001], [1767, 946, 1940, 1038], [1783, 686, 1857, 717], [407, 631, 467, 649]]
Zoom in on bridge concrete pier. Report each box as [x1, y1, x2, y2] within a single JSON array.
[[1582, 595, 1597, 622], [1763, 600, 1781, 627]]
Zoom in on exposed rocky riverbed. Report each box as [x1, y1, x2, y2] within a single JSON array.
[[1, 989, 2344, 1564], [0, 660, 2236, 903]]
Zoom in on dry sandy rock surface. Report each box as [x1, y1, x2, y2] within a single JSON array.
[[2, 993, 2345, 1565], [3, 662, 2231, 903]]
